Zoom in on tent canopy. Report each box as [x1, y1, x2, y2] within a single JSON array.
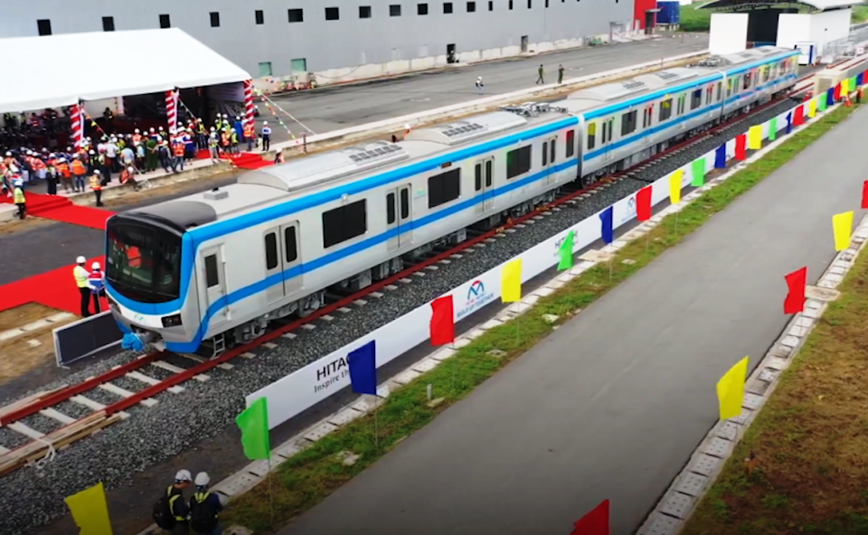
[[698, 0, 863, 9], [0, 28, 250, 114]]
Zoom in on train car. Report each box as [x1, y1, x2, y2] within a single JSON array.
[[105, 46, 800, 356]]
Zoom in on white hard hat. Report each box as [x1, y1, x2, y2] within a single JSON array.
[[91, 262, 101, 270], [94, 170, 101, 174], [135, 128, 140, 133], [194, 472, 210, 486], [263, 121, 268, 125], [175, 470, 192, 482], [76, 256, 86, 264], [128, 166, 134, 172]]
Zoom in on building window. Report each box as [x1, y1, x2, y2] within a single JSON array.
[[390, 4, 402, 15], [444, 2, 454, 13], [467, 1, 476, 11], [102, 16, 115, 32], [489, 1, 494, 9], [209, 12, 220, 27], [255, 10, 264, 24], [322, 200, 367, 248], [204, 255, 219, 288], [37, 19, 52, 36], [258, 62, 273, 77], [159, 14, 171, 28], [428, 169, 461, 208], [359, 5, 372, 18], [621, 110, 637, 136], [288, 8, 304, 22], [325, 7, 340, 20], [506, 146, 532, 179], [418, 3, 429, 14]]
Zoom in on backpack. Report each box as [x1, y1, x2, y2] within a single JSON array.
[[189, 492, 218, 534], [152, 489, 177, 530]]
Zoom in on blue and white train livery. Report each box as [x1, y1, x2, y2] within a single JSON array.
[[105, 46, 800, 355]]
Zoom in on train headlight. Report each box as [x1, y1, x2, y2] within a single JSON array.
[[161, 314, 183, 328]]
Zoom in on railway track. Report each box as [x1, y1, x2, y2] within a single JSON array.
[[0, 74, 816, 479]]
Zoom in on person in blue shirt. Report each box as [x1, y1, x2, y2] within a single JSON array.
[[188, 472, 223, 535], [87, 262, 106, 314]]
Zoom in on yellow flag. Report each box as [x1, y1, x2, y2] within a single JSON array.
[[808, 98, 817, 118], [717, 356, 749, 420], [748, 125, 762, 150], [65, 482, 113, 535], [832, 211, 854, 251], [501, 259, 522, 303], [669, 170, 682, 205]]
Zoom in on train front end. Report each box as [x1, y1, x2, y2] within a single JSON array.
[[104, 211, 199, 353]]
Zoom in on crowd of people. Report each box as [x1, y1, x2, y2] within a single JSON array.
[[1, 110, 272, 217]]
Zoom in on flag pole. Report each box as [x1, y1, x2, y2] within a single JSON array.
[[608, 251, 613, 281], [267, 457, 275, 529], [374, 398, 380, 450]]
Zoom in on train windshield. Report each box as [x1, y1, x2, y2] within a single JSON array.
[[105, 220, 183, 304]]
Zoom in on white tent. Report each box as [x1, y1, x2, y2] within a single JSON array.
[[0, 28, 251, 114]]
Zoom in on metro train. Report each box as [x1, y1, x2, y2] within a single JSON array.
[[105, 46, 801, 355]]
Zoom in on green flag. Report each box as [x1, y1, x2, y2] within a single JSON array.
[[237, 397, 270, 460], [557, 230, 574, 271], [769, 117, 777, 141], [691, 158, 705, 187]]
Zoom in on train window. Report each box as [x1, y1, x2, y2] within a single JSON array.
[[716, 82, 722, 101], [726, 78, 733, 97], [743, 72, 751, 90], [400, 188, 410, 218], [542, 141, 548, 166], [549, 139, 555, 163], [565, 130, 575, 158], [506, 145, 532, 178], [204, 255, 219, 288], [428, 168, 461, 208], [601, 122, 608, 144], [284, 227, 298, 263], [621, 110, 637, 136], [642, 106, 652, 128], [691, 89, 702, 110], [705, 86, 713, 105], [485, 160, 493, 186], [474, 164, 482, 191], [659, 99, 672, 121], [587, 123, 596, 150], [322, 199, 367, 248], [677, 94, 686, 115], [387, 192, 396, 224], [762, 65, 770, 83], [265, 233, 279, 270]]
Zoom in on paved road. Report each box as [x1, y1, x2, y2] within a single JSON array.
[[2, 35, 707, 286], [280, 109, 868, 533], [257, 34, 709, 142]]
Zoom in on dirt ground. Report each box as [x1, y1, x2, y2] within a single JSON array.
[[0, 303, 76, 385]]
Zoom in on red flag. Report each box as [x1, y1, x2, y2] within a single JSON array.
[[636, 186, 652, 222], [794, 105, 805, 126], [430, 295, 455, 346], [862, 180, 868, 209], [572, 499, 609, 535], [735, 134, 746, 161], [784, 267, 807, 315]]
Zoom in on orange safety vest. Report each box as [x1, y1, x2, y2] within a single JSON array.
[[221, 131, 230, 146], [56, 162, 70, 177], [243, 124, 255, 139], [172, 142, 185, 157], [71, 160, 86, 176], [89, 175, 102, 191]]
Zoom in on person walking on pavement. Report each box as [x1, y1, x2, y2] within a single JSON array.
[[536, 64, 545, 85], [90, 170, 104, 207], [153, 470, 192, 535], [475, 76, 484, 95], [261, 122, 272, 152], [188, 473, 223, 535], [88, 262, 106, 314], [12, 179, 26, 220], [558, 64, 565, 84], [73, 257, 91, 317]]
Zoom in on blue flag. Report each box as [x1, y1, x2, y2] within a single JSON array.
[[714, 144, 726, 169], [348, 340, 377, 395], [600, 206, 614, 245], [786, 112, 793, 134], [827, 87, 835, 108]]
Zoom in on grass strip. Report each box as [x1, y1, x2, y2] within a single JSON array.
[[220, 103, 858, 533]]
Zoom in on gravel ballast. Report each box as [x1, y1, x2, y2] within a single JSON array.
[[0, 98, 798, 535]]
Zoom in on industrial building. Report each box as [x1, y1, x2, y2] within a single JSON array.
[[1, 0, 643, 84]]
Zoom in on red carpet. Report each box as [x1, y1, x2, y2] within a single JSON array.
[[13, 192, 116, 230], [223, 152, 274, 170], [0, 256, 106, 315]]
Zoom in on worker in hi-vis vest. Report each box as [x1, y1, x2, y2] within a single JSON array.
[[73, 256, 91, 317]]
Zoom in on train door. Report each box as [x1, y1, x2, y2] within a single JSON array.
[[474, 157, 495, 215], [600, 118, 614, 165], [263, 227, 285, 304], [200, 245, 228, 329], [281, 223, 302, 296], [542, 136, 557, 186]]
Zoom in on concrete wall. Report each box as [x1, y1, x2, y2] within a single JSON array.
[[709, 13, 748, 55], [1, 0, 634, 82]]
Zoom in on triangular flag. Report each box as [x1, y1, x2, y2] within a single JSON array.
[[717, 356, 749, 420], [65, 482, 114, 535], [501, 259, 522, 303], [572, 499, 610, 535], [669, 170, 682, 205], [558, 230, 575, 270], [430, 296, 455, 346], [832, 211, 854, 251], [691, 158, 706, 187], [768, 117, 777, 141], [236, 397, 270, 460], [784, 267, 807, 315]]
